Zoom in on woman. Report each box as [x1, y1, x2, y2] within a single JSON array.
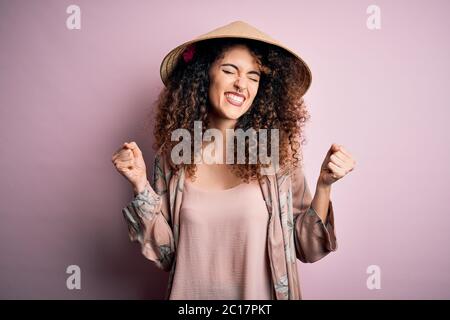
[[112, 21, 356, 300]]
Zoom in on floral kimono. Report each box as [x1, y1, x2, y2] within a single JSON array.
[[122, 147, 338, 300]]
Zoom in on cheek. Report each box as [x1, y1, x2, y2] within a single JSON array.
[[248, 86, 259, 103], [208, 85, 223, 108]]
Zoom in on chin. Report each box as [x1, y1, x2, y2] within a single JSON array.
[[222, 110, 245, 120]]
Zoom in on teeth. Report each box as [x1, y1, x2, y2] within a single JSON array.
[[225, 93, 244, 103]]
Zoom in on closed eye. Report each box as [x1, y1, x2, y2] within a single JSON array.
[[222, 70, 259, 82]]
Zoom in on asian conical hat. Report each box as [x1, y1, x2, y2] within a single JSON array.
[[159, 20, 312, 94]]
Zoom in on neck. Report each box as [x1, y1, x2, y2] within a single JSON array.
[[203, 111, 237, 164], [206, 111, 237, 136]]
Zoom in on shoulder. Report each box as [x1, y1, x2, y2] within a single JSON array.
[[154, 142, 172, 169], [153, 143, 178, 179]]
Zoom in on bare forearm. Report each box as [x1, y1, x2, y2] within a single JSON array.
[[311, 180, 331, 224]]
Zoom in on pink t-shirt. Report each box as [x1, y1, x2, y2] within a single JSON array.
[[168, 178, 274, 300]]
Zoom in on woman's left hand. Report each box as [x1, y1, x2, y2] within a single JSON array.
[[318, 143, 356, 186]]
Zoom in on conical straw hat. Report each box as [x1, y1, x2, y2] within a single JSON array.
[[160, 20, 312, 94]]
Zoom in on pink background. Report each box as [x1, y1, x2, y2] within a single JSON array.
[[1, 0, 449, 299]]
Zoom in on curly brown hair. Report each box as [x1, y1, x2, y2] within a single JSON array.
[[150, 38, 311, 183]]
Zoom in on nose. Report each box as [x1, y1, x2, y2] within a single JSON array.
[[234, 77, 247, 92]]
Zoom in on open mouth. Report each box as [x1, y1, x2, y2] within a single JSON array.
[[225, 92, 245, 107]]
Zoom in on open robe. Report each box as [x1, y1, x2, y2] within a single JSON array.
[[122, 148, 337, 299]]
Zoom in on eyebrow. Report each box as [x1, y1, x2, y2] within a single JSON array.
[[220, 63, 261, 77]]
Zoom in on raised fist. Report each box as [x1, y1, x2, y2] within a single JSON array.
[[112, 141, 148, 193]]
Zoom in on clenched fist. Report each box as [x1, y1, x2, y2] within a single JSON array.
[[319, 143, 356, 186], [112, 141, 148, 193]]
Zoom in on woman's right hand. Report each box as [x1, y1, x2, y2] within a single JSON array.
[[112, 141, 148, 194]]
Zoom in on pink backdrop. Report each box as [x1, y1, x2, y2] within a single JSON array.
[[1, 0, 449, 299]]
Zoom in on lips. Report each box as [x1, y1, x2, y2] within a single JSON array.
[[225, 92, 245, 107]]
